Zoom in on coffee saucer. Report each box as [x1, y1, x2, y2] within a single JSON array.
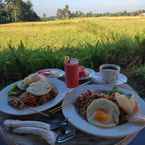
[[92, 72, 128, 85]]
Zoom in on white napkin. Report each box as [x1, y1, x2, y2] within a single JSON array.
[[4, 120, 57, 145]]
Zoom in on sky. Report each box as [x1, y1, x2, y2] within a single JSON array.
[[27, 0, 145, 17]]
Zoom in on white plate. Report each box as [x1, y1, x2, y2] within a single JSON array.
[[79, 68, 96, 81], [0, 78, 68, 116], [92, 72, 128, 85], [38, 68, 65, 78], [62, 84, 145, 138]]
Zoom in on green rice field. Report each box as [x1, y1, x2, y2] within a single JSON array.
[[0, 16, 145, 49]]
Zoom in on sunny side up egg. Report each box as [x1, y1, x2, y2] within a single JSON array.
[[94, 109, 112, 123], [87, 98, 120, 128]]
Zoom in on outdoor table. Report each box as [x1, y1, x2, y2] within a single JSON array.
[[0, 121, 145, 145], [0, 78, 144, 145], [129, 129, 145, 145]]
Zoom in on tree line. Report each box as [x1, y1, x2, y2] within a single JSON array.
[[56, 5, 145, 19], [0, 0, 40, 24], [1, 2, 145, 24]]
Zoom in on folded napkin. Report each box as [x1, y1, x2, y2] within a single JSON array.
[[4, 120, 57, 145]]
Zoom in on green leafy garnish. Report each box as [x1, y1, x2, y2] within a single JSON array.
[[8, 84, 19, 96], [108, 86, 123, 95]]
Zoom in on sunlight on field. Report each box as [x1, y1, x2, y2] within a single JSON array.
[[0, 16, 145, 49]]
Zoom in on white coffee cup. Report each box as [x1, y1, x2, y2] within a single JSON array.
[[99, 64, 120, 83]]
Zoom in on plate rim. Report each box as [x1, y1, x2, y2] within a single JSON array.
[[38, 68, 65, 78]]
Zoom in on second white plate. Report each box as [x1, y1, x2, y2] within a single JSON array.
[[62, 84, 145, 138], [0, 78, 68, 116]]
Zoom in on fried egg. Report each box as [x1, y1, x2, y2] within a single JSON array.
[[26, 79, 52, 96], [87, 98, 120, 128], [17, 80, 28, 90], [23, 73, 45, 85]]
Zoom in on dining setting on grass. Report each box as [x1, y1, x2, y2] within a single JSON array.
[[0, 56, 145, 145]]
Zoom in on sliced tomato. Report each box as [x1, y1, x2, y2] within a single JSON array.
[[133, 101, 139, 113]]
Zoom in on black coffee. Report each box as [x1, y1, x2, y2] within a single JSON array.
[[102, 66, 118, 70]]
